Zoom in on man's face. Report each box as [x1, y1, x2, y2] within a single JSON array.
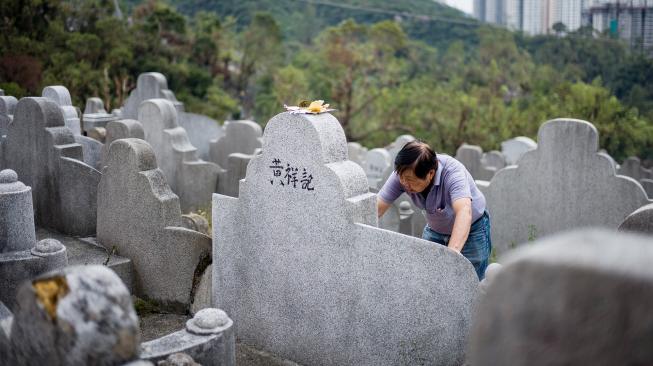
[[398, 168, 435, 194]]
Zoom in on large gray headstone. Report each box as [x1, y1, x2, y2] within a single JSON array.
[[482, 119, 651, 255], [618, 203, 653, 235], [6, 265, 139, 366], [178, 112, 224, 160], [469, 229, 653, 365], [4, 97, 100, 236], [209, 120, 262, 168], [138, 99, 220, 213], [122, 72, 184, 119], [97, 138, 211, 308], [455, 143, 496, 181], [501, 136, 537, 165], [213, 111, 478, 366], [42, 86, 81, 135]]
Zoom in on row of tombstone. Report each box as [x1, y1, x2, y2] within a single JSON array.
[[346, 134, 538, 238], [3, 85, 653, 364], [0, 167, 234, 365], [211, 110, 653, 365]]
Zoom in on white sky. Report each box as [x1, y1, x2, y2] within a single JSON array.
[[445, 0, 473, 14]]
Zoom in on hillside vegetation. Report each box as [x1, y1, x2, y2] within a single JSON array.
[[1, 0, 652, 160]]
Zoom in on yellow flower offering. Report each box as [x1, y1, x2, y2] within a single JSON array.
[[308, 100, 330, 113], [284, 99, 335, 114]]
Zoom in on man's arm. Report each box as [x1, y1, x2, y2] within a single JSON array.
[[448, 197, 472, 252], [377, 197, 392, 218]]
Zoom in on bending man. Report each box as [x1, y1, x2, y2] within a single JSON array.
[[377, 141, 492, 280]]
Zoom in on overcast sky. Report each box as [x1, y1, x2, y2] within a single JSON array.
[[445, 0, 473, 14]]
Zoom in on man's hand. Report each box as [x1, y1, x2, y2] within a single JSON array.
[[377, 197, 392, 218], [448, 198, 472, 253]]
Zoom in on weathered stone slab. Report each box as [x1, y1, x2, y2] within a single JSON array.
[[482, 119, 651, 255], [179, 112, 224, 160], [618, 203, 653, 235], [139, 99, 220, 212], [209, 120, 262, 168], [455, 143, 496, 181], [501, 136, 536, 165], [97, 138, 211, 308], [213, 112, 478, 366], [189, 264, 212, 315], [42, 86, 81, 135], [469, 229, 653, 366], [4, 97, 100, 236], [122, 72, 184, 119], [6, 265, 139, 366], [140, 308, 235, 366]]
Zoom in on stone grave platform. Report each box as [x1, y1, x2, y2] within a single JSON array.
[[35, 227, 133, 292]]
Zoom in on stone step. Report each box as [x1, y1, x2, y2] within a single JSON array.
[[35, 227, 134, 292]]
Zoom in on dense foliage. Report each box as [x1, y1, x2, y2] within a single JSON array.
[[1, 0, 652, 161]]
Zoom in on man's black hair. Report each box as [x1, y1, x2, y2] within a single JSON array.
[[394, 140, 438, 179]]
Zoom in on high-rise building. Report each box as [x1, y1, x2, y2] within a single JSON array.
[[588, 1, 653, 54]]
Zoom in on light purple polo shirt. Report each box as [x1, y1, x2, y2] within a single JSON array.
[[378, 154, 486, 235]]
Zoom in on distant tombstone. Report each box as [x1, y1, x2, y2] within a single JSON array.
[[138, 99, 220, 212], [0, 169, 68, 310], [213, 111, 478, 366], [82, 113, 117, 134], [83, 97, 106, 114], [208, 120, 262, 168], [0, 96, 18, 137], [0, 89, 3, 96], [618, 156, 653, 180], [455, 143, 496, 181], [481, 150, 506, 170], [97, 138, 211, 307], [99, 119, 144, 169], [122, 72, 184, 120], [347, 142, 367, 168], [501, 136, 537, 165], [178, 112, 224, 160], [641, 179, 653, 198], [618, 203, 653, 235], [42, 86, 81, 135], [469, 229, 653, 365], [6, 265, 139, 366], [482, 119, 650, 255], [366, 148, 391, 189], [217, 153, 254, 197], [4, 97, 100, 236], [386, 134, 415, 161]]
